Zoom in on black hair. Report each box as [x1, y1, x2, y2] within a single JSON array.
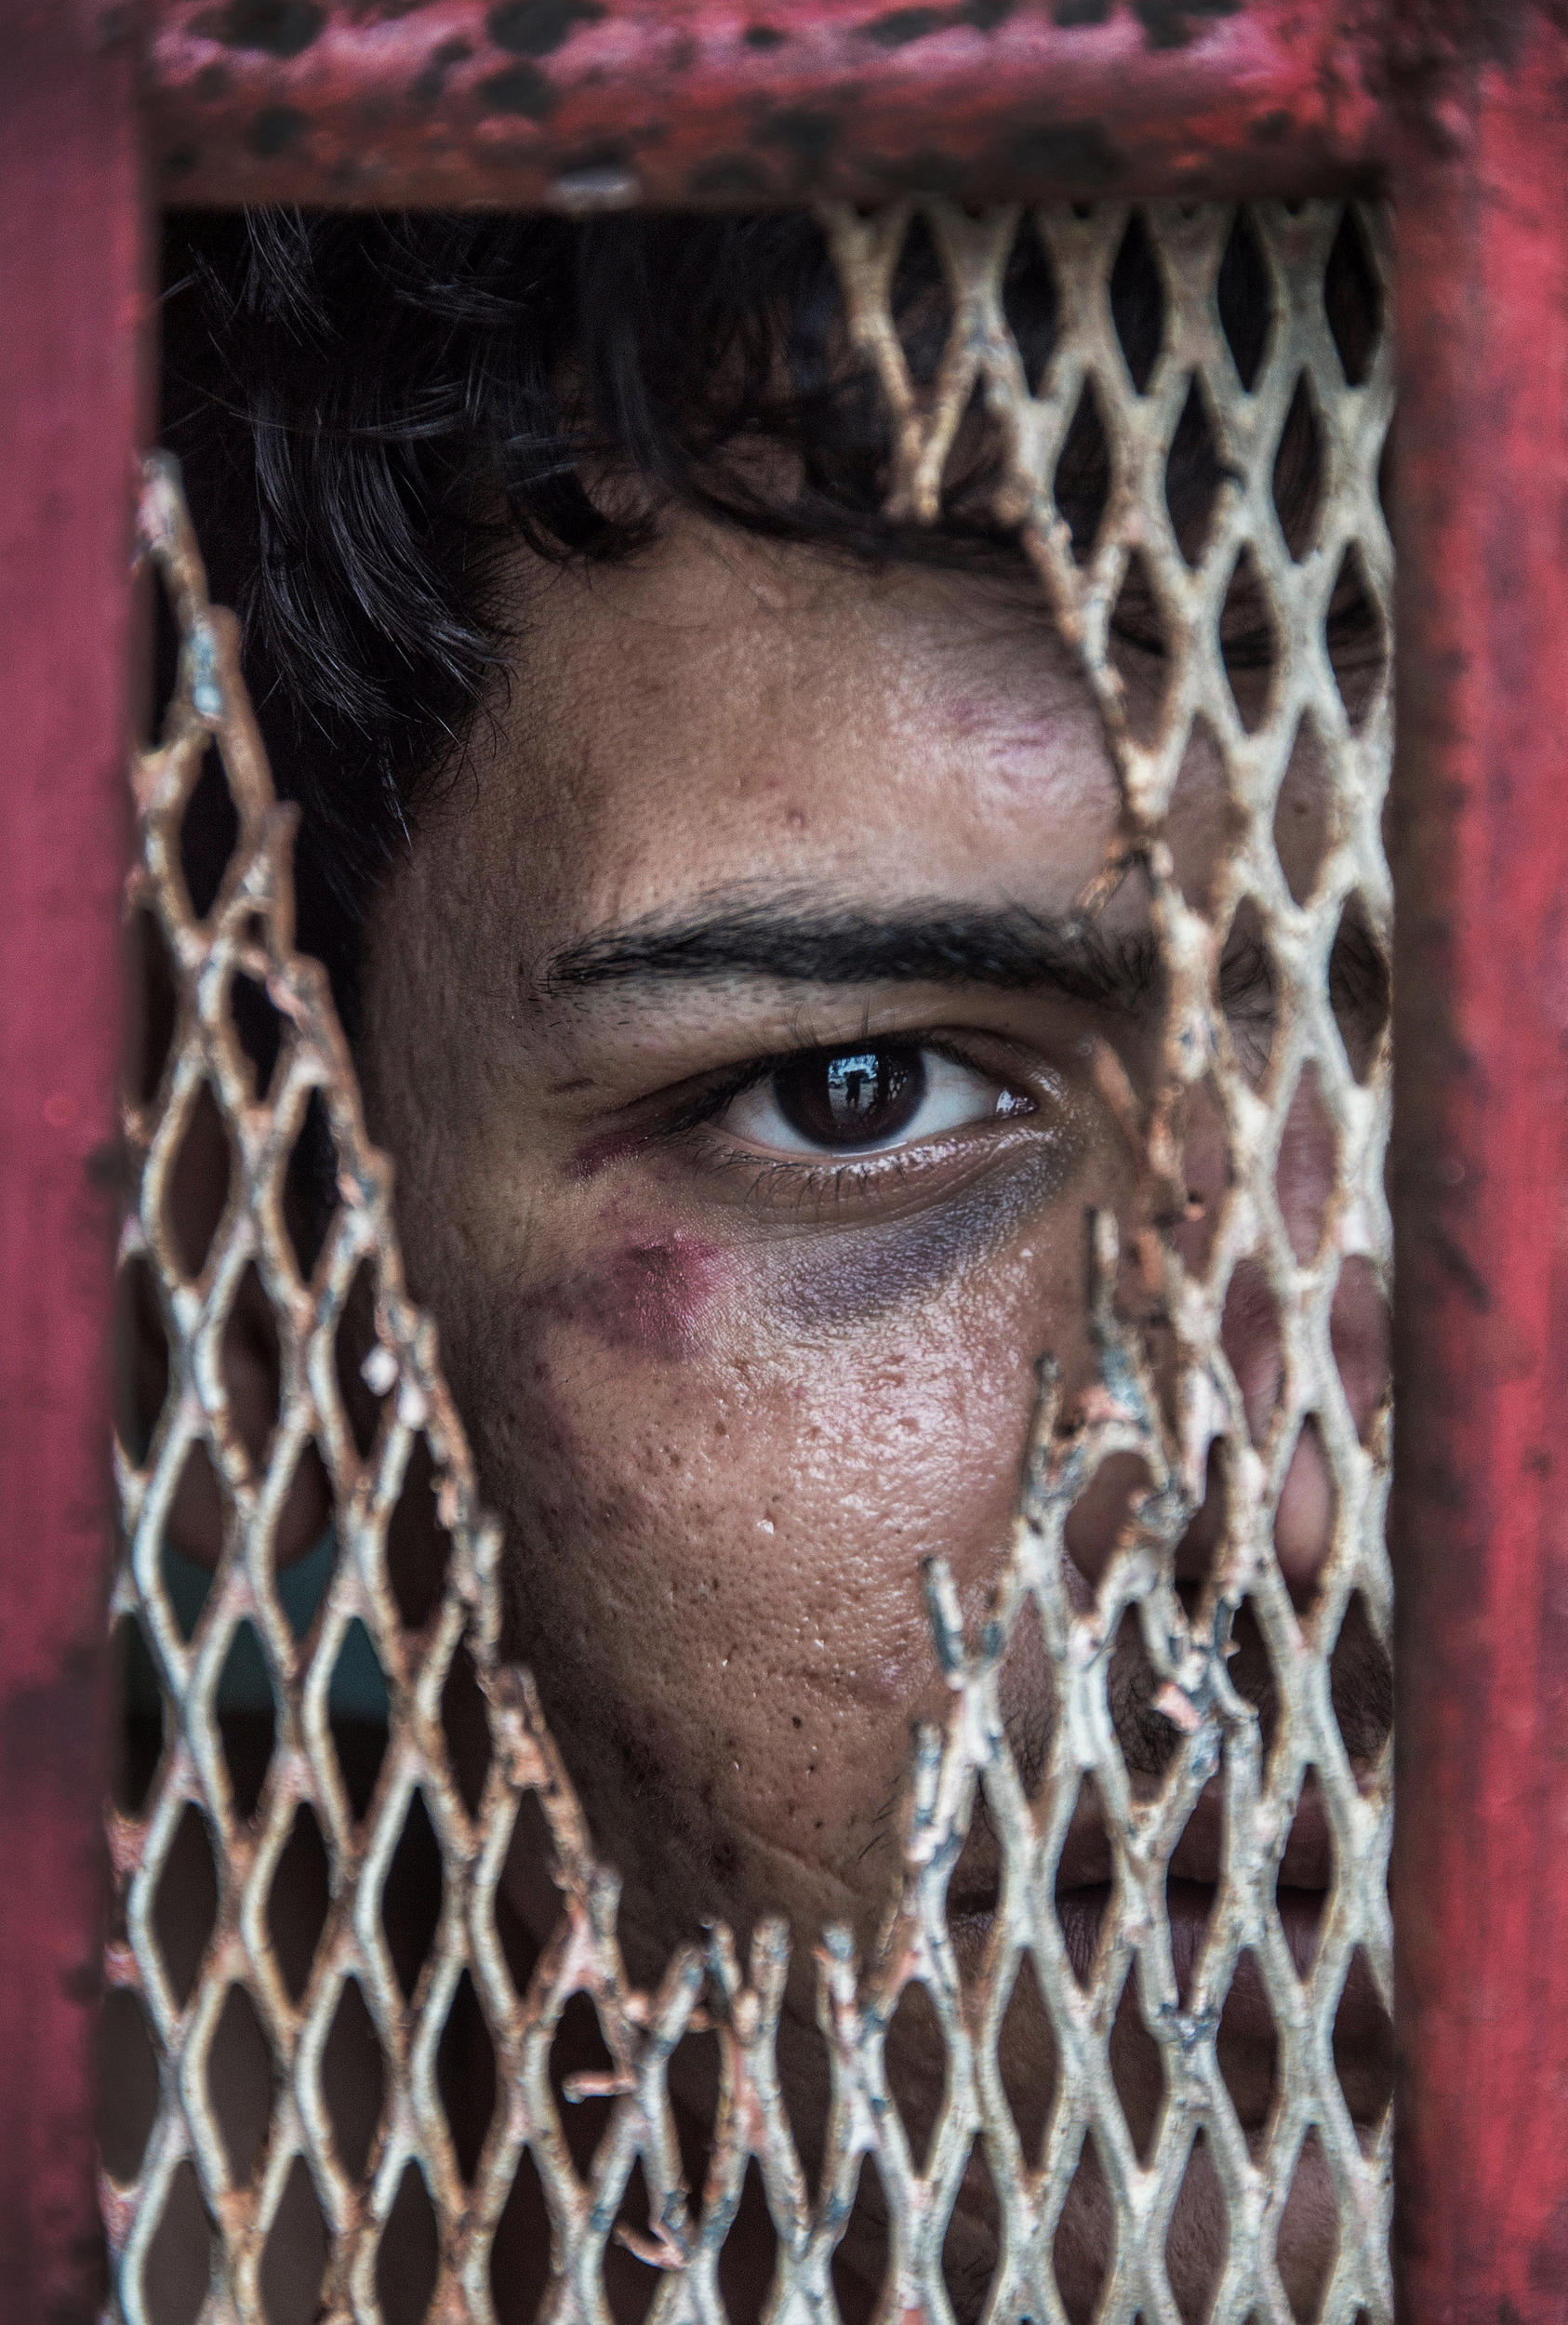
[[162, 206, 1370, 1023]]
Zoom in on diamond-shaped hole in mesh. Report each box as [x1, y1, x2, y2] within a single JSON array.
[[1221, 1255, 1284, 1449], [282, 1085, 338, 1285], [1110, 1605, 1185, 1797], [153, 1803, 219, 2009], [268, 1801, 330, 2005], [942, 2141, 998, 2323], [1279, 1769, 1333, 1981], [1217, 207, 1273, 392], [1110, 209, 1165, 392], [996, 1592, 1057, 1806], [1164, 2129, 1227, 2324], [718, 2157, 778, 2325], [491, 2145, 551, 2325], [166, 1079, 233, 1280], [162, 1442, 221, 1638], [217, 1619, 275, 1819], [551, 1989, 619, 2178], [889, 209, 952, 390], [260, 2154, 328, 2325], [1272, 373, 1326, 562], [1215, 1947, 1279, 2147], [998, 1948, 1057, 2167], [1273, 713, 1335, 908], [1219, 544, 1282, 734], [1055, 377, 1112, 564], [1275, 1415, 1338, 1618], [116, 1250, 169, 1465], [126, 900, 179, 1108], [1334, 1944, 1394, 2151], [381, 1787, 444, 2002], [1221, 895, 1278, 1088], [495, 1786, 560, 2002], [605, 2159, 660, 2325], [141, 2157, 214, 2325], [1107, 551, 1174, 745], [210, 1980, 273, 2186], [377, 2160, 440, 2325], [231, 968, 285, 1101], [1278, 2127, 1338, 2320], [111, 1613, 164, 1814], [947, 1795, 1002, 1994], [1331, 889, 1389, 1083], [335, 1258, 389, 1464], [442, 1637, 493, 1820], [219, 1262, 281, 1475], [1055, 1772, 1112, 1989], [438, 1968, 497, 2184], [1332, 1258, 1391, 1456], [1330, 1587, 1391, 1774], [179, 747, 241, 920], [1054, 2130, 1112, 2319], [323, 1975, 385, 2182], [1324, 206, 1381, 388], [1277, 1064, 1335, 1266], [328, 1618, 389, 1820], [782, 1981, 833, 2206], [1167, 1836, 1220, 2010], [1165, 375, 1227, 565], [100, 1986, 160, 2184], [669, 2025, 722, 2214], [1227, 1594, 1285, 1774], [1167, 713, 1246, 921], [388, 1432, 454, 1637], [1002, 213, 1059, 391], [1063, 1449, 1155, 1593], [885, 1978, 947, 2175], [831, 2153, 890, 2325], [1328, 539, 1388, 732], [1110, 1962, 1165, 2164]]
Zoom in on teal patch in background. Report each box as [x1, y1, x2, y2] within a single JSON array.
[[136, 1534, 390, 1723]]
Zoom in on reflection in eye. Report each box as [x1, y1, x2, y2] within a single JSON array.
[[719, 1044, 1030, 1158]]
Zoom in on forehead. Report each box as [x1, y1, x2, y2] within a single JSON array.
[[448, 515, 1148, 946]]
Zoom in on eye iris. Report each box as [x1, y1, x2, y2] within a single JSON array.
[[775, 1046, 926, 1149]]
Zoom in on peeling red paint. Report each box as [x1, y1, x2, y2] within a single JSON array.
[[143, 0, 1390, 207]]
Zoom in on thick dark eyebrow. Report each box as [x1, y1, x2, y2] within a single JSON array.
[[542, 893, 1159, 1015]]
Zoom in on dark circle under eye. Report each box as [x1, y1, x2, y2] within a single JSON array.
[[773, 1046, 927, 1149]]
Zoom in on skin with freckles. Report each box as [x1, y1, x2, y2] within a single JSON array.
[[150, 511, 1390, 2320]]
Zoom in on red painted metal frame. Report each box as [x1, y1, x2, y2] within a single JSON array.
[[144, 0, 1389, 209], [1387, 13, 1568, 2319], [0, 3, 149, 2318], [9, 0, 1568, 2315]]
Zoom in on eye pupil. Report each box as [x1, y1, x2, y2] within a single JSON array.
[[775, 1046, 926, 1149]]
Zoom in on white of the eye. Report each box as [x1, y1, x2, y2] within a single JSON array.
[[719, 1052, 1023, 1158]]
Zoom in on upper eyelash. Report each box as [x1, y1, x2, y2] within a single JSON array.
[[664, 1033, 1022, 1142]]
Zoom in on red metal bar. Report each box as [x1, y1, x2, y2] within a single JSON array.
[[1388, 9, 1568, 2317], [144, 0, 1388, 210], [0, 6, 148, 2316]]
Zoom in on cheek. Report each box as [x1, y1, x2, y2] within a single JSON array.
[[516, 1233, 728, 1360]]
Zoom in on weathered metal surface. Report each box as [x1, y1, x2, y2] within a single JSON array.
[[109, 200, 1393, 2321], [1388, 14, 1568, 2318], [0, 4, 148, 2318], [144, 0, 1389, 210]]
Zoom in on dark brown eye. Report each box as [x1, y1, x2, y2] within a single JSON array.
[[772, 1046, 926, 1149]]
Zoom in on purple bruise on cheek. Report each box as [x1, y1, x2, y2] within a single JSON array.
[[525, 1237, 724, 1359], [774, 1141, 1083, 1333]]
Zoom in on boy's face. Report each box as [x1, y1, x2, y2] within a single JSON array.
[[357, 513, 1389, 2312]]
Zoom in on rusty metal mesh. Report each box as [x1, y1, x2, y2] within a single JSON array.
[[106, 199, 1394, 2323]]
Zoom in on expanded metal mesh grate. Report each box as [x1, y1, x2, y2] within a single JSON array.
[[105, 199, 1394, 2324]]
